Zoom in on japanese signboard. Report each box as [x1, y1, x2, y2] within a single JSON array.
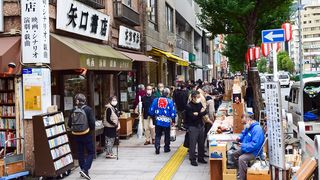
[[21, 0, 50, 64], [118, 26, 140, 50], [0, 0, 3, 32], [265, 82, 285, 169], [56, 0, 110, 41], [80, 55, 132, 71], [22, 68, 52, 119]]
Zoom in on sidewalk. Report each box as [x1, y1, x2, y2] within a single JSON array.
[[65, 131, 210, 180]]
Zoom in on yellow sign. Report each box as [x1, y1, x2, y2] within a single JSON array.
[[24, 86, 41, 111]]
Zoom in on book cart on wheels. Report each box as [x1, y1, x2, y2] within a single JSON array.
[[0, 75, 29, 179], [32, 111, 74, 179]]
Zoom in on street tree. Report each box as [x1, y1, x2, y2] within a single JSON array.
[[277, 51, 295, 73], [257, 57, 268, 73], [196, 0, 292, 118]]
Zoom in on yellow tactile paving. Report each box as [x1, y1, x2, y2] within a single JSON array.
[[154, 145, 188, 180]]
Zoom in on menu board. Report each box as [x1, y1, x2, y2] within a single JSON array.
[[265, 82, 285, 169]]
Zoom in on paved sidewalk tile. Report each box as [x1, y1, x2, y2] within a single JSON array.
[[65, 131, 210, 180]]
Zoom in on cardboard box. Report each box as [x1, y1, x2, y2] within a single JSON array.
[[0, 160, 24, 176], [232, 103, 244, 133], [209, 143, 227, 172], [223, 173, 237, 180], [247, 173, 271, 180], [292, 157, 317, 180], [225, 168, 237, 174]]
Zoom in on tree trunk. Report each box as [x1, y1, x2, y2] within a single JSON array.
[[248, 67, 263, 120]]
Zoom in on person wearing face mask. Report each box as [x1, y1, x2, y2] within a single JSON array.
[[185, 91, 208, 166], [154, 83, 164, 98], [103, 96, 121, 159], [142, 85, 156, 145], [232, 112, 265, 180]]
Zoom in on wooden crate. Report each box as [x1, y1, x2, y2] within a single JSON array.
[[232, 103, 244, 133], [119, 117, 133, 137], [209, 143, 227, 172], [247, 173, 271, 180], [223, 173, 237, 180], [0, 160, 24, 176]]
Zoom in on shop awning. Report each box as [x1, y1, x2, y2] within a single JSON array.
[[51, 34, 132, 71], [149, 48, 189, 66], [120, 51, 157, 63], [0, 36, 21, 73]]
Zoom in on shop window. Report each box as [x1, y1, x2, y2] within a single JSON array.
[[165, 3, 174, 33], [123, 0, 132, 7], [148, 0, 158, 31]]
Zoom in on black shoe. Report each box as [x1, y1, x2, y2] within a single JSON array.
[[164, 149, 171, 153], [198, 159, 207, 164], [80, 170, 91, 180], [191, 161, 198, 166], [155, 148, 160, 154]]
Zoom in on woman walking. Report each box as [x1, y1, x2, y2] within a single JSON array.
[[104, 96, 120, 158]]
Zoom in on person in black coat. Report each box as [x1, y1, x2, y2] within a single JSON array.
[[185, 91, 208, 166], [172, 82, 189, 130]]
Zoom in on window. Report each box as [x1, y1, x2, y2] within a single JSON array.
[[148, 0, 158, 31], [165, 4, 174, 33], [123, 0, 132, 7]]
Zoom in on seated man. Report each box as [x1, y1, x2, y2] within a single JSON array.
[[232, 112, 265, 180]]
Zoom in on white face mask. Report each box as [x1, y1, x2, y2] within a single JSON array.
[[245, 122, 251, 129], [159, 87, 164, 92], [111, 100, 118, 106], [196, 98, 201, 103], [147, 90, 152, 95]]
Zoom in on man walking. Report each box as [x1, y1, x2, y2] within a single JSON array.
[[68, 93, 96, 180], [142, 85, 156, 145], [172, 82, 189, 130], [149, 88, 176, 154]]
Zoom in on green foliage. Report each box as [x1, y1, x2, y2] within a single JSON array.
[[257, 57, 268, 73], [222, 35, 247, 72], [277, 51, 295, 73]]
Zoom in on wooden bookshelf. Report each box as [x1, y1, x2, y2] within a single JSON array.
[[33, 111, 74, 177]]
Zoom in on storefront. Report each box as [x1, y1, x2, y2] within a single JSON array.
[[50, 34, 132, 121]]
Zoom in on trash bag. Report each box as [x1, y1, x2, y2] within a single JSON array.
[[227, 143, 238, 169], [170, 126, 176, 142], [304, 112, 318, 121]]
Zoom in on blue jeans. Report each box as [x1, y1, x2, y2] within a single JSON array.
[[155, 125, 170, 151], [74, 133, 94, 173]]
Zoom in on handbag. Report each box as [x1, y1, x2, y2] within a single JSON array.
[[170, 126, 176, 142]]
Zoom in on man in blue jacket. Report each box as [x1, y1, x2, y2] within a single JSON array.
[[149, 88, 176, 154], [232, 112, 265, 180]]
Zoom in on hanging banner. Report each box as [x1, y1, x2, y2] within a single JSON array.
[[21, 0, 50, 64], [22, 68, 52, 119], [0, 0, 3, 32], [56, 0, 110, 41], [118, 26, 140, 50]]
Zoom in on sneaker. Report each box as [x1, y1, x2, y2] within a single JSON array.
[[144, 141, 151, 145], [191, 161, 198, 166], [164, 149, 171, 153], [80, 170, 91, 180], [198, 159, 207, 164], [155, 148, 160, 154], [106, 154, 117, 159]]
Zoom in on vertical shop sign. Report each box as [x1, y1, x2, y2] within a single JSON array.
[[22, 68, 52, 119], [21, 0, 50, 64], [265, 82, 285, 169], [56, 0, 110, 41], [0, 0, 3, 32], [118, 26, 140, 50]]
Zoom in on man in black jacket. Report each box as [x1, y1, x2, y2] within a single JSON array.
[[185, 91, 208, 166], [172, 82, 189, 130], [68, 93, 95, 180], [142, 85, 155, 145]]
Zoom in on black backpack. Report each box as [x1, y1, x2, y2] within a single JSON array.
[[71, 105, 89, 133]]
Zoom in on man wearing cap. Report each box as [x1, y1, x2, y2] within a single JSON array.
[[232, 112, 265, 180]]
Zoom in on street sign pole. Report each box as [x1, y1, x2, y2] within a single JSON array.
[[273, 43, 278, 81]]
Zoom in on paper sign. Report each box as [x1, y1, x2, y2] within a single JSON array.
[[120, 92, 127, 102], [64, 97, 74, 110], [24, 86, 41, 111]]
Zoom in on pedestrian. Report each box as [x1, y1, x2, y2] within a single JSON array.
[[172, 82, 189, 130], [202, 87, 215, 146], [142, 85, 156, 145], [149, 88, 176, 154], [103, 96, 121, 159], [244, 83, 254, 110], [134, 84, 146, 109], [154, 83, 165, 98], [68, 93, 95, 180], [185, 90, 208, 166], [232, 112, 265, 180]]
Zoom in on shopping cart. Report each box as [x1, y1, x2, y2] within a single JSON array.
[[0, 137, 29, 180]]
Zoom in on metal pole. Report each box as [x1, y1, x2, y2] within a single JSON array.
[[273, 43, 278, 81], [298, 0, 304, 121]]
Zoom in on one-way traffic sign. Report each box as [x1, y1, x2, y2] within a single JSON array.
[[262, 29, 285, 43]]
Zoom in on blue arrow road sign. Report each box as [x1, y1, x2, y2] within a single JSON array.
[[262, 29, 285, 43]]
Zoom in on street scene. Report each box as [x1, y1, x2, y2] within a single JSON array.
[[1, 0, 320, 180]]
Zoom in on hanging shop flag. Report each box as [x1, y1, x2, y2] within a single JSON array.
[[254, 46, 261, 60], [21, 0, 50, 64], [118, 26, 141, 50], [261, 43, 272, 57], [56, 0, 110, 41], [0, 0, 3, 32], [281, 23, 292, 42]]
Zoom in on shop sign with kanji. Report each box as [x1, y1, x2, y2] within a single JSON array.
[[0, 0, 3, 32], [56, 0, 110, 41], [21, 0, 50, 63], [118, 26, 140, 50]]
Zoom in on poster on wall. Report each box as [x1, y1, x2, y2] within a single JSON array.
[[56, 0, 110, 41], [118, 26, 140, 50], [21, 0, 50, 64], [0, 0, 3, 32], [22, 68, 52, 119]]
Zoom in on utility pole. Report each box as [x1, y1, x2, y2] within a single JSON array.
[[298, 0, 304, 121]]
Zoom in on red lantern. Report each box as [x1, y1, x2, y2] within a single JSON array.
[[274, 42, 281, 52], [246, 50, 250, 64], [254, 47, 261, 59], [249, 47, 255, 61], [282, 23, 293, 41], [261, 43, 271, 57]]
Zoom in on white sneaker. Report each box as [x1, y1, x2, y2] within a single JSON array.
[[80, 170, 91, 180]]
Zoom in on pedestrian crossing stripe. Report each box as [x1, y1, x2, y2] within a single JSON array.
[[154, 145, 188, 180]]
